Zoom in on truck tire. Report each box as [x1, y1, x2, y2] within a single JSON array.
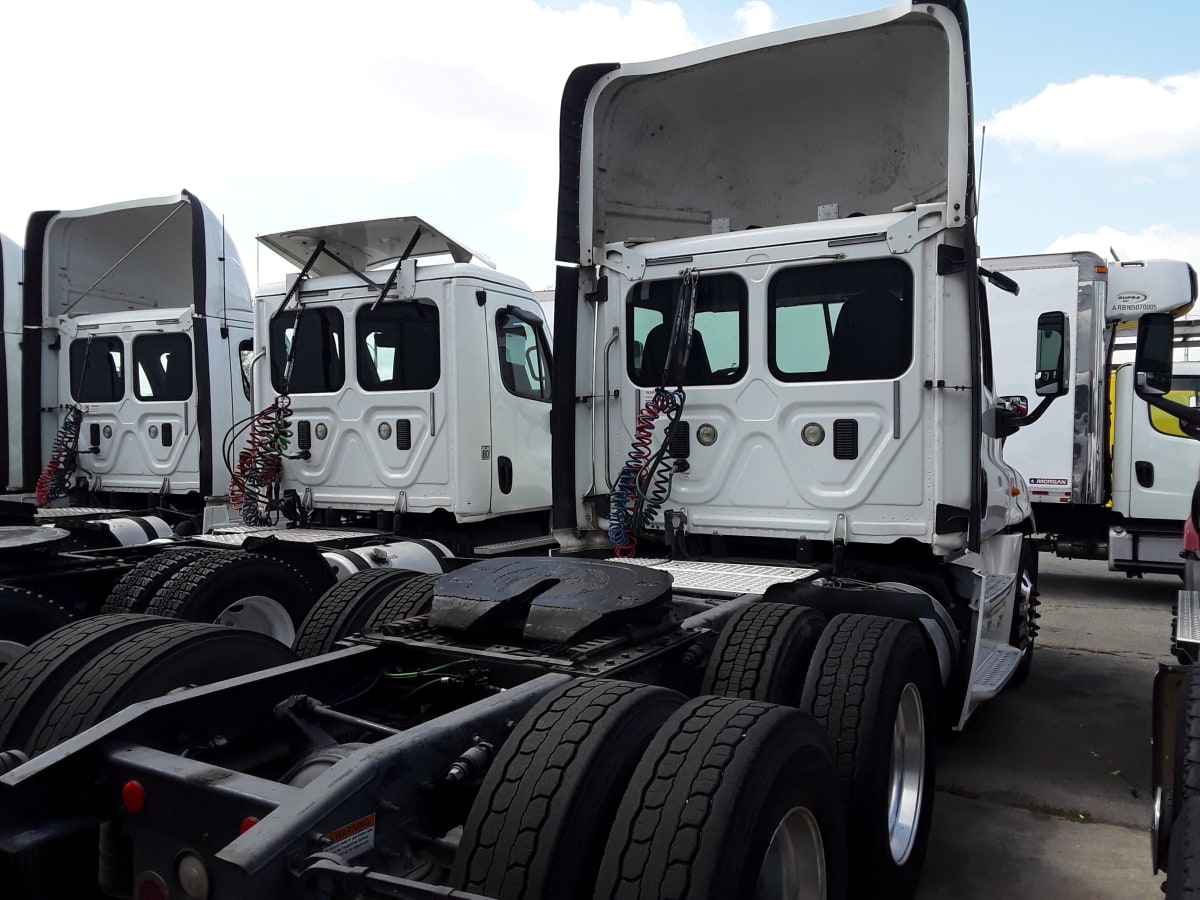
[[26, 620, 296, 755], [699, 602, 827, 704], [1169, 796, 1200, 900], [100, 548, 217, 615], [594, 695, 848, 900], [801, 613, 936, 900], [293, 569, 422, 658], [358, 572, 440, 630], [1007, 541, 1039, 689], [452, 678, 685, 899], [7, 621, 296, 899], [146, 551, 319, 645], [0, 586, 73, 671], [0, 614, 164, 750]]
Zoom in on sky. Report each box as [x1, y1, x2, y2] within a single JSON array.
[[2, 0, 1198, 294]]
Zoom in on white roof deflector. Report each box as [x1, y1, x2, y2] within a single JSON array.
[[257, 216, 495, 276]]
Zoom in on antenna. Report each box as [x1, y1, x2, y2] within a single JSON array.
[[975, 125, 987, 223]]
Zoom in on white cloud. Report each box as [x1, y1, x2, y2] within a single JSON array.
[[1044, 224, 1200, 277], [735, 1, 775, 36], [985, 73, 1200, 163]]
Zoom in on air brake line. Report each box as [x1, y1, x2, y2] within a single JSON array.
[[609, 270, 698, 556], [36, 333, 99, 506]]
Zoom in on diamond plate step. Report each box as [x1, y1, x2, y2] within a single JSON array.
[[971, 644, 1022, 701], [474, 536, 559, 556], [1178, 590, 1200, 647], [612, 558, 816, 595]]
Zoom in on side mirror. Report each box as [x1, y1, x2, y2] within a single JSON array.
[[1134, 312, 1175, 398], [1034, 311, 1070, 398]]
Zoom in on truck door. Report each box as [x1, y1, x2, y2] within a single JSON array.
[[272, 297, 451, 512], [63, 325, 199, 492], [1118, 364, 1200, 520], [485, 297, 553, 515]]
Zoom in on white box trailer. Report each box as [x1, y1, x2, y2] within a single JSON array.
[[987, 252, 1198, 574]]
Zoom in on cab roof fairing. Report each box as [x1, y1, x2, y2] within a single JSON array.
[[256, 216, 497, 278], [32, 190, 253, 321], [557, 0, 976, 267]]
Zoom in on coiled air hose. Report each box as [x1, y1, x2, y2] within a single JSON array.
[[35, 405, 84, 506], [609, 387, 685, 556], [228, 397, 294, 526]]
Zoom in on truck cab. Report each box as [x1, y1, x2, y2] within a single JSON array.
[[988, 252, 1198, 574], [241, 217, 553, 553], [551, 0, 1054, 724], [19, 192, 254, 515]]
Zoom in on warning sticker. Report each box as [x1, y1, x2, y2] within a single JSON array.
[[325, 813, 376, 859]]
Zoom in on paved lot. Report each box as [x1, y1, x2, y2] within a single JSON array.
[[917, 555, 1177, 899]]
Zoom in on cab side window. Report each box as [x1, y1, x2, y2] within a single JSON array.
[[69, 336, 124, 403], [496, 309, 552, 402], [356, 300, 440, 392], [134, 333, 193, 401]]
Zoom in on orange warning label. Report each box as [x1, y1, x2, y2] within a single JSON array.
[[325, 812, 376, 858]]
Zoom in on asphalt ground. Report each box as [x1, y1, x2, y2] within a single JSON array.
[[917, 554, 1176, 899]]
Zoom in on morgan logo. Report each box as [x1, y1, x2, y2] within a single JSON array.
[[1028, 477, 1069, 486]]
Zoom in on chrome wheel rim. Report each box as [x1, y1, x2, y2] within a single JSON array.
[[214, 596, 295, 645], [888, 682, 926, 864], [756, 805, 826, 899]]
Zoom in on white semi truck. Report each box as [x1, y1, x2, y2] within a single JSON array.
[[0, 3, 1063, 898], [0, 209, 556, 657], [987, 252, 1199, 575], [0, 192, 257, 661]]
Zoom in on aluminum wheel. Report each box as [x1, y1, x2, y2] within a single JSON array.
[[888, 681, 926, 864], [214, 595, 296, 645], [756, 805, 827, 899]]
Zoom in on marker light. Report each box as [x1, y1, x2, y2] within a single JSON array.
[[378, 422, 393, 440], [103, 425, 113, 439], [176, 851, 211, 900], [801, 423, 825, 446], [148, 425, 159, 439], [137, 876, 168, 900], [696, 423, 718, 446], [122, 780, 146, 814], [315, 423, 328, 440], [239, 816, 260, 834]]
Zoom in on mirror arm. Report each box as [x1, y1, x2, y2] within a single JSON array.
[[1011, 394, 1057, 431], [1136, 390, 1200, 432]]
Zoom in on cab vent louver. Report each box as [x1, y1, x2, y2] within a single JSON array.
[[833, 419, 858, 460], [396, 419, 412, 450], [297, 420, 312, 450]]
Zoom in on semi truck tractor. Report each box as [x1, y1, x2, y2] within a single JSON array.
[[0, 3, 1063, 898], [987, 251, 1198, 576], [0, 211, 555, 657], [0, 192, 256, 662]]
